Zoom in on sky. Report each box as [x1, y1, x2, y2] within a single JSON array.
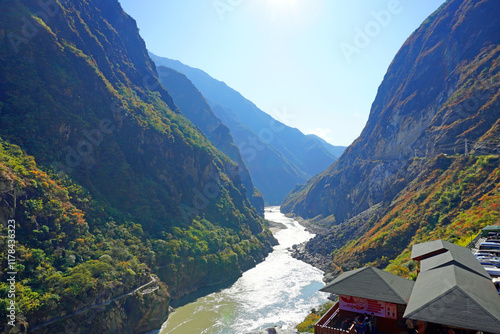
[[118, 0, 445, 146]]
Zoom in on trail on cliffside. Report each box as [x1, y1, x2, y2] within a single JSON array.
[[31, 276, 159, 331]]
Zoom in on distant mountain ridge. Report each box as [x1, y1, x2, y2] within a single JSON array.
[[150, 53, 346, 204], [156, 66, 265, 215], [282, 0, 500, 277]]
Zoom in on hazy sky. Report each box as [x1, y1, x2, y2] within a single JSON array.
[[118, 0, 445, 146]]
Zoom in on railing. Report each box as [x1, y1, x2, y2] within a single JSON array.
[[466, 232, 484, 250], [315, 325, 356, 334], [314, 302, 357, 334]]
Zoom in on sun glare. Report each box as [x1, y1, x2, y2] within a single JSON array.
[[260, 0, 303, 23], [269, 0, 297, 9]]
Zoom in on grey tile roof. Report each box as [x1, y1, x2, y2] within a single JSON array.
[[403, 265, 500, 333], [419, 244, 491, 279], [320, 266, 415, 305], [410, 239, 454, 261], [320, 240, 500, 332], [405, 240, 500, 333]]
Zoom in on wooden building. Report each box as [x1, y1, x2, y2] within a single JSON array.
[[315, 240, 500, 334], [404, 240, 500, 333], [316, 267, 414, 334]]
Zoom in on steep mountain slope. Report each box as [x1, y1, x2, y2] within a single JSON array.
[[156, 66, 264, 215], [0, 138, 170, 333], [150, 54, 346, 204], [0, 0, 275, 332], [283, 0, 500, 276]]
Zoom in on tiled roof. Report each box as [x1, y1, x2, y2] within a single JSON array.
[[321, 266, 414, 305], [403, 265, 500, 333], [419, 243, 490, 279], [405, 240, 500, 333], [410, 239, 454, 261]]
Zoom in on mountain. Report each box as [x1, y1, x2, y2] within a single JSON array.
[[149, 54, 346, 205], [283, 0, 500, 277], [307, 134, 346, 158], [156, 66, 264, 215], [0, 0, 275, 332]]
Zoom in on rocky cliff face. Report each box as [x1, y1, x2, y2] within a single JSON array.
[[0, 0, 275, 332], [32, 283, 171, 334], [156, 66, 265, 215], [150, 54, 346, 205], [282, 0, 500, 275], [283, 0, 500, 221]]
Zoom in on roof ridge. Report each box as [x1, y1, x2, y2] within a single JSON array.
[[454, 285, 500, 326], [406, 285, 500, 331], [372, 267, 406, 304], [404, 286, 457, 320], [441, 260, 490, 278]]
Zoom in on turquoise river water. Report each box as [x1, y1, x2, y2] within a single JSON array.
[[155, 206, 328, 334]]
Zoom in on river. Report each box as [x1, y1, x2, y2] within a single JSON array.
[[157, 206, 328, 334]]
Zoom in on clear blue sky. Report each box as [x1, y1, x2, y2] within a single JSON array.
[[118, 0, 445, 146]]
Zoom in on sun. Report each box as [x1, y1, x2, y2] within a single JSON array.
[[255, 0, 321, 27], [269, 0, 297, 7], [265, 0, 299, 17]]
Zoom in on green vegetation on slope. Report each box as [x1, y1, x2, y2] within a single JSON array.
[[296, 301, 335, 333], [0, 138, 167, 332], [0, 136, 273, 332], [0, 0, 275, 332], [330, 154, 500, 278]]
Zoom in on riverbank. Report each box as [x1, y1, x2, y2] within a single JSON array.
[[156, 207, 328, 334], [266, 219, 288, 233], [283, 214, 341, 282]]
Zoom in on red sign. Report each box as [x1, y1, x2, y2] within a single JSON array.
[[385, 303, 397, 319], [339, 296, 398, 319]]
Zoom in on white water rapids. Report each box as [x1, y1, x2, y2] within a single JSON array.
[[157, 206, 328, 334]]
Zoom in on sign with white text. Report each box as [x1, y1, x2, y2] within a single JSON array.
[[339, 295, 398, 319]]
